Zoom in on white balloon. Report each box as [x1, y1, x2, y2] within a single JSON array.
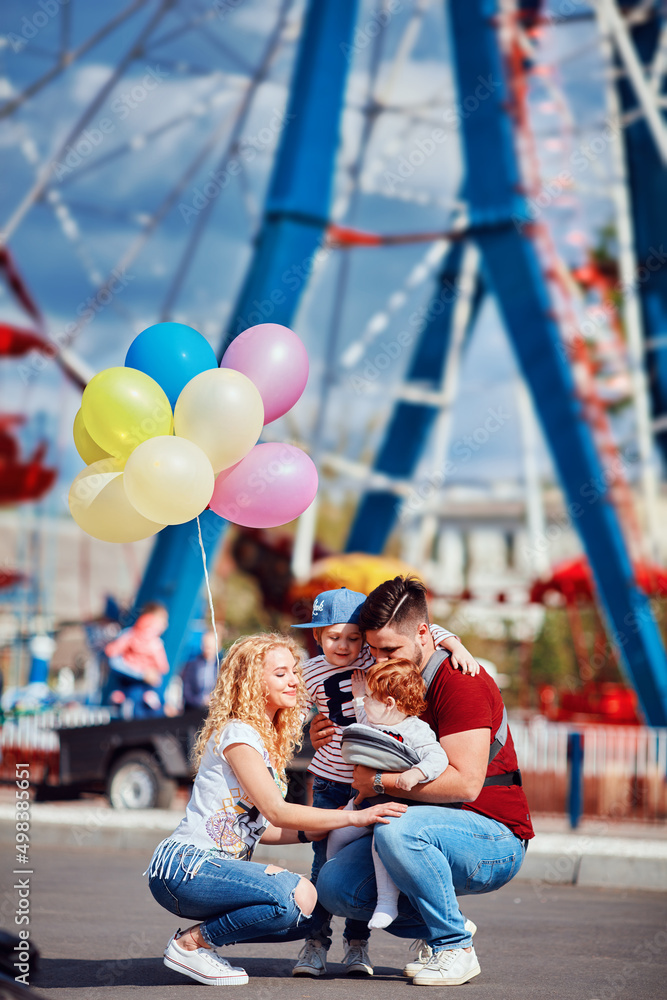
[[174, 368, 264, 473], [123, 435, 215, 525]]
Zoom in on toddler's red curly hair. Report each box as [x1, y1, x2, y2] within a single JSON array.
[[365, 657, 426, 717]]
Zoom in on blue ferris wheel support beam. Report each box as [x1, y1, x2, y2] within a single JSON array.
[[447, 0, 667, 725], [345, 240, 484, 554], [611, 7, 667, 463], [132, 0, 360, 669]]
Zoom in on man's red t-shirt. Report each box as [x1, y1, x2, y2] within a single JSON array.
[[421, 657, 534, 842]]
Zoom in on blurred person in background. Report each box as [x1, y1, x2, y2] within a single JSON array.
[[180, 630, 221, 711], [104, 602, 169, 718]]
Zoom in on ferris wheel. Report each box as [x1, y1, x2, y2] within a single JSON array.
[[1, 0, 667, 725]]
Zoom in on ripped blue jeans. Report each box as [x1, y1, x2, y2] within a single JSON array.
[[147, 840, 315, 948]]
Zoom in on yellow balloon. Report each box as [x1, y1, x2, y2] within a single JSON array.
[[123, 435, 214, 525], [73, 408, 111, 465], [81, 366, 173, 459], [174, 368, 264, 473], [68, 458, 165, 542]]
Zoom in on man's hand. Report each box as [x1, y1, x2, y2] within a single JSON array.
[[310, 712, 335, 750], [352, 764, 379, 803]]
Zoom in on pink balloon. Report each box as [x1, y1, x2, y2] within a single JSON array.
[[220, 324, 309, 424], [209, 442, 318, 528]]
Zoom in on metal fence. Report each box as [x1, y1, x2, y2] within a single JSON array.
[[0, 706, 113, 782], [511, 717, 667, 821]]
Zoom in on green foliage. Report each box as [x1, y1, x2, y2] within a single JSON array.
[[529, 608, 579, 689]]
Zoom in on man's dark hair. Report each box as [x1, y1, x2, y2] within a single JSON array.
[[359, 575, 430, 635]]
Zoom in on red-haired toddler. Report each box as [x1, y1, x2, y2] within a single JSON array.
[[326, 658, 448, 931]]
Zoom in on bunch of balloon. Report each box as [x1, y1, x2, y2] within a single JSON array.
[[68, 321, 318, 542]]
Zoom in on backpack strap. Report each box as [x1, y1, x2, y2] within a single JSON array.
[[422, 651, 521, 789], [488, 706, 508, 764], [483, 705, 521, 786], [422, 649, 451, 693]]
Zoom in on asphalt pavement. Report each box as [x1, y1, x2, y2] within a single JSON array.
[[1, 794, 666, 891], [4, 842, 666, 1000], [0, 793, 666, 998]]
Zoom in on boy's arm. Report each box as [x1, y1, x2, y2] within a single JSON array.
[[431, 624, 479, 675], [443, 636, 479, 675]]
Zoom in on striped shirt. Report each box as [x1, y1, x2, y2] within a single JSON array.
[[303, 624, 454, 783]]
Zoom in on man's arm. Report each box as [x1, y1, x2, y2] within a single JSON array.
[[353, 727, 490, 804]]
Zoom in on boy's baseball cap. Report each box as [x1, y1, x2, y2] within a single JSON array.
[[292, 587, 366, 628]]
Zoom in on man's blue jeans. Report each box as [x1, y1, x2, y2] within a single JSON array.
[[316, 806, 526, 951], [308, 776, 370, 946], [149, 844, 314, 948]]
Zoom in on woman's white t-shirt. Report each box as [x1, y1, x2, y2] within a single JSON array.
[[169, 720, 287, 861]]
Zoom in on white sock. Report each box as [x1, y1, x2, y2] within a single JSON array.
[[368, 904, 398, 930], [326, 799, 366, 861], [368, 838, 399, 929]]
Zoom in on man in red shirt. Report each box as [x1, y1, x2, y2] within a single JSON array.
[[314, 576, 534, 986]]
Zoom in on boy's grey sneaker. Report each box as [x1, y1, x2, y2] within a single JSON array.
[[292, 939, 328, 977], [403, 919, 477, 978], [412, 945, 481, 986], [342, 938, 373, 975]]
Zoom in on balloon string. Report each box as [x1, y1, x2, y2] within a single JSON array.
[[196, 514, 220, 671]]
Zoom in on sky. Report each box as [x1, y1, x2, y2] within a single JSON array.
[[0, 0, 635, 532]]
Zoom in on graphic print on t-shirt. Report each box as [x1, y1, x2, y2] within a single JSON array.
[[204, 758, 287, 858], [206, 795, 256, 858], [321, 669, 356, 726]]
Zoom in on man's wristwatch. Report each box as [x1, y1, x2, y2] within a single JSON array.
[[372, 771, 385, 795]]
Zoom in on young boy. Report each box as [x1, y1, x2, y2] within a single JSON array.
[[291, 587, 477, 978]]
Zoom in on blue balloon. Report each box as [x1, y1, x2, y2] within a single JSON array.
[[125, 322, 218, 408]]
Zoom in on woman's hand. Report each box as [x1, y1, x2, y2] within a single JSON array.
[[310, 712, 335, 750], [351, 800, 408, 827]]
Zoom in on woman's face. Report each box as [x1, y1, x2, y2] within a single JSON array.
[[262, 646, 300, 719]]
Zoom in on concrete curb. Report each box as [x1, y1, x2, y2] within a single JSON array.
[[2, 803, 666, 890], [517, 832, 667, 892]]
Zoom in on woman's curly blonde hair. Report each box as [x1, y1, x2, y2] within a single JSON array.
[[192, 632, 308, 776]]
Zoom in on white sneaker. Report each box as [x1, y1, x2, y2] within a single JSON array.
[[403, 919, 477, 978], [163, 932, 248, 986], [342, 938, 373, 976], [412, 945, 481, 986], [292, 938, 328, 977]]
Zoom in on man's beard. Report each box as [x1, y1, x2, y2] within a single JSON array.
[[412, 639, 424, 668]]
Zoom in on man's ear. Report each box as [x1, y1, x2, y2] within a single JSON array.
[[416, 622, 430, 645]]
